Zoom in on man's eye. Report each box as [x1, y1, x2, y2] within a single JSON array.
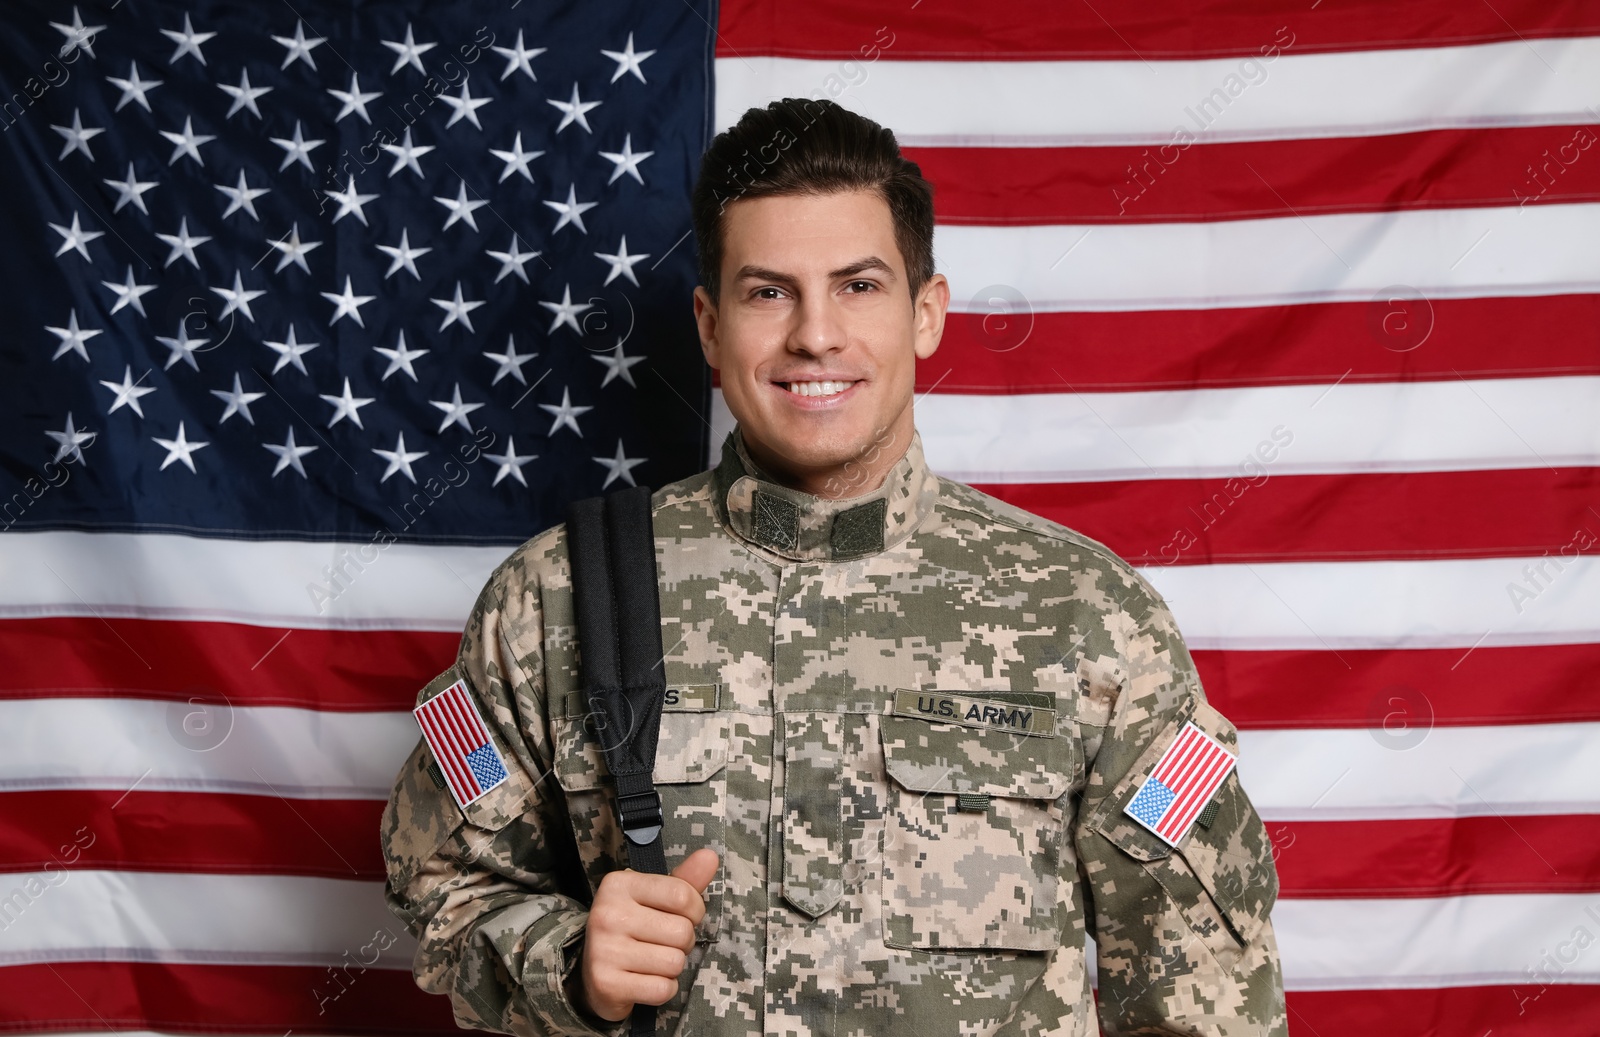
[[846, 280, 876, 293], [754, 287, 784, 300]]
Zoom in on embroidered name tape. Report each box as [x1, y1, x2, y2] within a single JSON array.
[[1123, 720, 1237, 847], [892, 689, 1056, 737], [414, 679, 509, 811]]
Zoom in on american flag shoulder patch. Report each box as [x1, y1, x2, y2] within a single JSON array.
[[1124, 719, 1238, 848], [413, 678, 510, 812]]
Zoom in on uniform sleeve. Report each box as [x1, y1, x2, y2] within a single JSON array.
[[380, 556, 624, 1037], [1072, 572, 1288, 1036]]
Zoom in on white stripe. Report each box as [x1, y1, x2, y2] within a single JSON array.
[[0, 871, 1595, 991], [1237, 722, 1600, 821], [715, 38, 1600, 146], [0, 870, 412, 968], [1275, 893, 1600, 989], [0, 698, 417, 800], [0, 529, 510, 630], [931, 204, 1600, 312], [713, 379, 1600, 483]]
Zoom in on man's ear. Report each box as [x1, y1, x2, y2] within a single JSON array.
[[693, 285, 721, 369], [913, 273, 949, 361]]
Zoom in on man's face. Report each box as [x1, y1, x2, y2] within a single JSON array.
[[693, 189, 948, 495]]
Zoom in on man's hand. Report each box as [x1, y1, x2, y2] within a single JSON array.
[[575, 847, 719, 1022]]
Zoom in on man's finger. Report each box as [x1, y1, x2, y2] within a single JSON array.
[[630, 873, 709, 926], [670, 847, 719, 894]]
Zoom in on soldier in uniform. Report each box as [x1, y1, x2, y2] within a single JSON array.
[[382, 97, 1288, 1036]]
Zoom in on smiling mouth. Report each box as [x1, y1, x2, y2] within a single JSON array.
[[777, 379, 859, 398]]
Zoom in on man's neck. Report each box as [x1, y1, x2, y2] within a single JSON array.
[[739, 421, 914, 501]]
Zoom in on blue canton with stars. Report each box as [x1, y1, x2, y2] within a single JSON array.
[[1126, 777, 1177, 829], [465, 743, 508, 792], [0, 0, 714, 544]]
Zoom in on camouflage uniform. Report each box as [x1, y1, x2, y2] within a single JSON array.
[[382, 424, 1287, 1037]]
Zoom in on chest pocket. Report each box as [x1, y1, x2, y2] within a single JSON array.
[[550, 683, 731, 943], [879, 689, 1075, 952]]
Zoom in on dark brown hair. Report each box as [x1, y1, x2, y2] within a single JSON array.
[[691, 97, 935, 305]]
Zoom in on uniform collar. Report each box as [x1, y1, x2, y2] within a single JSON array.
[[711, 424, 940, 561]]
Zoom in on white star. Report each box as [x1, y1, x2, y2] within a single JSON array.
[[270, 120, 326, 173], [49, 211, 104, 262], [324, 175, 378, 226], [268, 222, 322, 275], [546, 82, 601, 134], [101, 265, 156, 317], [45, 308, 102, 362], [374, 330, 428, 381], [592, 338, 647, 388], [430, 281, 485, 333], [321, 276, 375, 327], [538, 283, 593, 335], [428, 383, 484, 433], [211, 371, 266, 425], [593, 438, 646, 488], [50, 7, 104, 60], [102, 162, 158, 215], [540, 386, 593, 436], [264, 427, 318, 478], [50, 108, 103, 162], [486, 235, 539, 284], [210, 270, 266, 323], [156, 216, 210, 269], [380, 126, 434, 178], [439, 81, 492, 131], [328, 72, 382, 124], [543, 183, 597, 235], [594, 235, 650, 287], [264, 325, 319, 374], [160, 116, 216, 166], [373, 431, 427, 483], [483, 335, 536, 385], [161, 14, 215, 66], [272, 20, 326, 70], [153, 422, 209, 473], [99, 365, 157, 417], [106, 62, 163, 112], [375, 228, 431, 280], [488, 130, 543, 184], [598, 133, 654, 186], [155, 322, 209, 371], [45, 412, 96, 465], [492, 29, 546, 81], [214, 168, 270, 221], [218, 68, 273, 120], [485, 436, 538, 487], [320, 376, 374, 429], [434, 179, 488, 232], [601, 33, 656, 84], [381, 24, 436, 76]]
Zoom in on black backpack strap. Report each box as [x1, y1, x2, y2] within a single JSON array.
[[565, 483, 668, 1037]]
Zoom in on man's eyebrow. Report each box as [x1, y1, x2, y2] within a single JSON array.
[[732, 256, 899, 286]]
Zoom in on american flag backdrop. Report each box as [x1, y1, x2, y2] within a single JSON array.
[[3, 0, 1600, 1035]]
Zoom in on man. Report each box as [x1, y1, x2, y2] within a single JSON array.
[[382, 97, 1287, 1036]]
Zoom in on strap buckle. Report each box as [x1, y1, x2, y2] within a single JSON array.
[[617, 789, 663, 846]]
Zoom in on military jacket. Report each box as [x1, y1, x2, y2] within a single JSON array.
[[382, 424, 1287, 1037]]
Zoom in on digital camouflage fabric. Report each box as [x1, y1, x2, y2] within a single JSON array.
[[381, 425, 1288, 1037]]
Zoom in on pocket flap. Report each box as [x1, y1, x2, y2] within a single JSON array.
[[552, 702, 729, 791], [881, 711, 1072, 800]]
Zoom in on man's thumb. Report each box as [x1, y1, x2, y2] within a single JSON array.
[[670, 847, 719, 894]]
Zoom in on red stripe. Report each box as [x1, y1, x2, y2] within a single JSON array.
[[1152, 727, 1205, 787], [0, 960, 456, 1034], [449, 682, 490, 744], [1159, 746, 1233, 840], [0, 617, 455, 710], [975, 468, 1600, 566], [437, 692, 485, 796], [1271, 815, 1600, 898], [1196, 643, 1600, 730], [915, 295, 1600, 394], [718, 0, 1600, 59], [1149, 726, 1196, 784], [1288, 983, 1600, 1034], [1153, 732, 1228, 839], [415, 703, 473, 804], [0, 790, 384, 879], [912, 126, 1600, 226]]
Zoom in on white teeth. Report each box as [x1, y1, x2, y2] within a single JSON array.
[[784, 380, 854, 397]]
